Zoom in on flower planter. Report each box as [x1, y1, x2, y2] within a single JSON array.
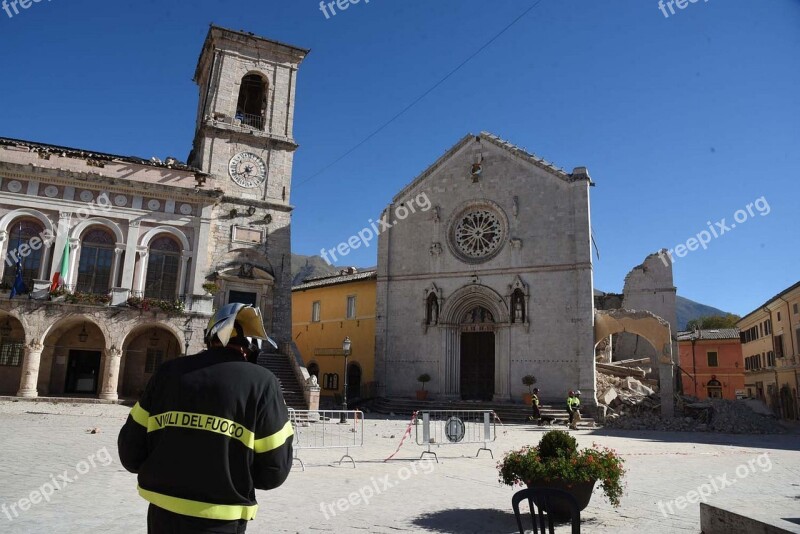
[[526, 478, 596, 521], [522, 393, 533, 406], [416, 390, 429, 401]]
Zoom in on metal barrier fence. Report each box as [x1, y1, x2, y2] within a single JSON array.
[[414, 410, 497, 462], [288, 409, 364, 470]]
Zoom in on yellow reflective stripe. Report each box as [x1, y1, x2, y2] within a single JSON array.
[[147, 411, 256, 450], [130, 402, 150, 428], [253, 420, 294, 454], [138, 486, 257, 521]]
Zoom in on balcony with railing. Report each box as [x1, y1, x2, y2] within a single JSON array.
[[0, 282, 212, 316], [234, 112, 265, 131]]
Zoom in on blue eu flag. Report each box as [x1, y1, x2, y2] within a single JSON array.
[[9, 258, 27, 299]]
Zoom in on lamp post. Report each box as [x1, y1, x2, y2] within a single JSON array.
[[340, 336, 351, 423], [183, 325, 194, 356]]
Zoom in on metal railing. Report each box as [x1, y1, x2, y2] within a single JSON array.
[[288, 409, 364, 470], [235, 112, 265, 131], [414, 410, 497, 462]]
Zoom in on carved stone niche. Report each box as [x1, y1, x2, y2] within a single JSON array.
[[423, 283, 443, 333], [508, 275, 530, 331]]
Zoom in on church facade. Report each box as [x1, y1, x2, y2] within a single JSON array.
[[0, 27, 307, 400], [375, 133, 596, 405]]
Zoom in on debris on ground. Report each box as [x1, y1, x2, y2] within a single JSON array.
[[596, 371, 785, 434]]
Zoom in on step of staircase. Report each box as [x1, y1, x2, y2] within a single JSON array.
[[373, 397, 593, 425], [256, 352, 308, 410]]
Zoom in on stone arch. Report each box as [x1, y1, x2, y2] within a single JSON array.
[[70, 217, 124, 244], [119, 322, 183, 397], [594, 309, 672, 364], [595, 309, 675, 417], [438, 284, 511, 401], [0, 311, 29, 395], [39, 315, 110, 397], [40, 314, 110, 347], [140, 226, 192, 253], [0, 209, 56, 282], [440, 284, 509, 325], [218, 250, 275, 278], [0, 208, 54, 236], [236, 72, 269, 129]]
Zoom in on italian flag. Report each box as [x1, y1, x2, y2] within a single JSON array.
[[50, 242, 70, 291]]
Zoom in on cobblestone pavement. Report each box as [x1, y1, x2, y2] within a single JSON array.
[[1, 400, 799, 533]]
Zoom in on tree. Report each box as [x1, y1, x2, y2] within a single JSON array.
[[685, 314, 741, 331]]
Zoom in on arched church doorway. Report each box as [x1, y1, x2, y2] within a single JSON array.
[[460, 306, 495, 401]]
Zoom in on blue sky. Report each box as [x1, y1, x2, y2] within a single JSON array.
[[1, 0, 798, 316]]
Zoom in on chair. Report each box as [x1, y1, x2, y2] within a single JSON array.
[[512, 487, 581, 534]]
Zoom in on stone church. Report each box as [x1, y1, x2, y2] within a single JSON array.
[[0, 27, 307, 401], [375, 133, 597, 405]]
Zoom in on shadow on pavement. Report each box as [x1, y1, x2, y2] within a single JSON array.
[[412, 508, 519, 534], [586, 427, 800, 452]]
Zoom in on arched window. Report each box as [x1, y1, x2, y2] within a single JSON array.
[[235, 73, 268, 130], [76, 228, 115, 294], [144, 236, 181, 300], [3, 219, 45, 291]]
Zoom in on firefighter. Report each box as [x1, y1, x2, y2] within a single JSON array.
[[118, 303, 293, 534], [568, 390, 582, 430]]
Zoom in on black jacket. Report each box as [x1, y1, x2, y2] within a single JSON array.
[[117, 347, 293, 522]]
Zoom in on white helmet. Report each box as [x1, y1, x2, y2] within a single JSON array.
[[205, 303, 273, 348]]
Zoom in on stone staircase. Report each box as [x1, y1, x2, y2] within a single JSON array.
[[373, 397, 593, 425], [257, 352, 308, 410]]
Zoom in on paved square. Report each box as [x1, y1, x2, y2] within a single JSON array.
[[1, 401, 798, 533]]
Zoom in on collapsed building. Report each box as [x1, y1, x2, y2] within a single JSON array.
[[594, 251, 678, 417]]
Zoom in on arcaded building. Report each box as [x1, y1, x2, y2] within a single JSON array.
[[0, 27, 307, 400], [374, 133, 597, 404]]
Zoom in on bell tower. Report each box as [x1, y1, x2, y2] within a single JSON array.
[[189, 26, 308, 343]]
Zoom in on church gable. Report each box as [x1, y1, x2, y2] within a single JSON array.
[[392, 131, 585, 204], [380, 132, 593, 275]]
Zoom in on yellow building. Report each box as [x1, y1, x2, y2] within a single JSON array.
[[292, 269, 376, 406], [737, 280, 800, 420]]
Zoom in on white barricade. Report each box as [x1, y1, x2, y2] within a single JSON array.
[[414, 410, 497, 462], [288, 409, 364, 470]]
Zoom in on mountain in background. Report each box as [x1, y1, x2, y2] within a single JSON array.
[[291, 255, 732, 328], [291, 254, 341, 285], [676, 296, 730, 331]]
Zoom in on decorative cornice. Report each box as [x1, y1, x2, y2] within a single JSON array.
[[0, 161, 222, 204], [220, 196, 293, 213]]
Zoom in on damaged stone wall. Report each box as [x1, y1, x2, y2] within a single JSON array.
[[595, 308, 675, 417], [610, 250, 677, 363]]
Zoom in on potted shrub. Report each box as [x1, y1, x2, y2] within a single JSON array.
[[498, 430, 625, 520], [522, 374, 537, 405], [416, 373, 431, 401], [202, 282, 219, 296]]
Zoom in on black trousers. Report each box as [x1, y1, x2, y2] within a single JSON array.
[[148, 505, 248, 534]]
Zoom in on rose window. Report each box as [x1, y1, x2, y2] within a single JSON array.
[[452, 209, 506, 261]]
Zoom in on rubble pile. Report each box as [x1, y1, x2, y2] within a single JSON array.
[[597, 370, 785, 433], [596, 371, 659, 416]]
